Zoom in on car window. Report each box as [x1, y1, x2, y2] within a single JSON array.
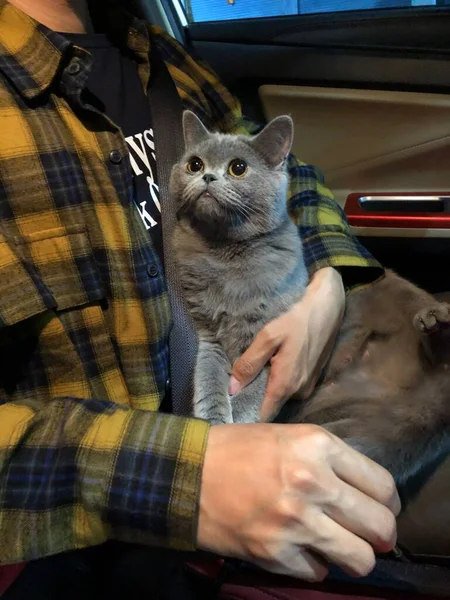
[[180, 0, 439, 22]]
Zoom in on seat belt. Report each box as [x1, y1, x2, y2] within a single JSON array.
[[146, 34, 198, 417]]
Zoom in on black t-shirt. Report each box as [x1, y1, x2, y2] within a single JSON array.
[[65, 33, 163, 260]]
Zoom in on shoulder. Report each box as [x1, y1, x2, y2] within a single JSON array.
[[149, 25, 248, 134]]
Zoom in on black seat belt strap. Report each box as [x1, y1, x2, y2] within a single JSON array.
[[147, 33, 198, 416]]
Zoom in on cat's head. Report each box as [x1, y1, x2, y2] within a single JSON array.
[[170, 111, 294, 242]]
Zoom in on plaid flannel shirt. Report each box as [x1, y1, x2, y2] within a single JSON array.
[[0, 0, 382, 566]]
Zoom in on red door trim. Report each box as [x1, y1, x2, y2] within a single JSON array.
[[345, 192, 450, 229]]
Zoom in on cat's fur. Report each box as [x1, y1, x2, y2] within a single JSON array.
[[171, 110, 450, 490], [279, 273, 450, 490], [171, 111, 308, 424]]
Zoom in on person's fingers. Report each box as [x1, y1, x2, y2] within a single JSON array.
[[325, 478, 397, 554], [260, 344, 300, 421], [299, 511, 377, 578], [328, 433, 401, 516], [256, 548, 329, 582], [230, 325, 282, 395]]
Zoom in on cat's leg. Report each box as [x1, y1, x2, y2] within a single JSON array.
[[413, 302, 450, 365], [413, 302, 450, 334], [193, 339, 233, 425], [232, 368, 269, 424], [386, 272, 450, 325]]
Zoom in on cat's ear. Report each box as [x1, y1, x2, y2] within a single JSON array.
[[183, 110, 210, 148], [249, 116, 293, 167]]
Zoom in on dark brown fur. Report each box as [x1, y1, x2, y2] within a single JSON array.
[[279, 270, 450, 492]]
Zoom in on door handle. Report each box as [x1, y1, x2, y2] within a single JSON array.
[[345, 192, 450, 229], [358, 195, 450, 213]]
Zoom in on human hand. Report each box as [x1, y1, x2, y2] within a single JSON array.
[[229, 267, 345, 421], [198, 423, 400, 582]]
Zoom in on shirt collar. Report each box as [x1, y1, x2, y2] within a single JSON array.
[[0, 0, 151, 101]]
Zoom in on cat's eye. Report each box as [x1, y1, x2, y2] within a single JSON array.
[[187, 157, 204, 174], [228, 159, 248, 178]]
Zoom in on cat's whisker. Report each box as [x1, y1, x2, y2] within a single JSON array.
[[226, 201, 251, 219], [174, 112, 450, 506], [230, 200, 260, 219]]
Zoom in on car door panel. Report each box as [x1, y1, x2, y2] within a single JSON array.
[[147, 4, 450, 291], [260, 85, 450, 208]]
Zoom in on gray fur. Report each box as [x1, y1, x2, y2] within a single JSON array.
[[171, 111, 450, 494], [171, 111, 308, 424]]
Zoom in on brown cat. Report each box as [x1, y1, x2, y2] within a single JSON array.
[[173, 110, 450, 495], [280, 270, 450, 493]]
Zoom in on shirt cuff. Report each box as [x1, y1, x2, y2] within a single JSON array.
[[302, 230, 385, 292], [78, 406, 210, 551]]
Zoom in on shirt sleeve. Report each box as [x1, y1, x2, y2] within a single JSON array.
[[284, 157, 384, 289], [0, 396, 209, 564], [155, 27, 384, 291]]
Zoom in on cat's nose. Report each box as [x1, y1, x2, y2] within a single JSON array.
[[203, 173, 217, 184]]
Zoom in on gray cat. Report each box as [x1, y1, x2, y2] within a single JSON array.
[[171, 111, 308, 424], [171, 110, 450, 489]]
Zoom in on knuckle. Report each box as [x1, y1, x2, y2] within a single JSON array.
[[290, 467, 318, 495], [275, 497, 300, 525], [303, 424, 335, 453], [237, 358, 256, 379], [261, 325, 279, 347]]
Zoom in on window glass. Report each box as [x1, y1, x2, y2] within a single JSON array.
[[181, 0, 438, 22]]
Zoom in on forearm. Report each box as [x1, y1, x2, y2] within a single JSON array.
[[0, 396, 209, 564], [305, 266, 344, 300], [286, 159, 384, 290], [302, 267, 345, 380]]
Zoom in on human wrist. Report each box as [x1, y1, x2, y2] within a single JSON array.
[[305, 267, 344, 305], [197, 423, 280, 555]]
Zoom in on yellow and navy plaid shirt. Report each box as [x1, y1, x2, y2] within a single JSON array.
[[0, 0, 381, 565]]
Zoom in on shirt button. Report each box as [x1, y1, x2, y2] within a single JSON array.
[[166, 378, 171, 389], [147, 264, 159, 278], [109, 150, 123, 164], [67, 59, 81, 75]]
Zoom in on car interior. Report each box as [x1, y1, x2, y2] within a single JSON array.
[[139, 0, 450, 296], [3, 3, 450, 599], [137, 0, 450, 557]]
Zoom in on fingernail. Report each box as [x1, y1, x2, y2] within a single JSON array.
[[229, 376, 242, 396]]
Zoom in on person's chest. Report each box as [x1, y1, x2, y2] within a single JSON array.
[[0, 67, 171, 409], [70, 36, 164, 261]]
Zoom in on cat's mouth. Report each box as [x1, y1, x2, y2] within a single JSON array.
[[178, 189, 224, 222], [198, 189, 218, 202]]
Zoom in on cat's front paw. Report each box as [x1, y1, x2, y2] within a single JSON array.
[[193, 400, 233, 425], [413, 303, 450, 334], [209, 414, 234, 425]]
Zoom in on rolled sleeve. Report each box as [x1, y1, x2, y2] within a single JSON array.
[[0, 397, 209, 564]]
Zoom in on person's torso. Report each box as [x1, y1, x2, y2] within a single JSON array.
[[65, 32, 164, 260], [0, 34, 170, 410]]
